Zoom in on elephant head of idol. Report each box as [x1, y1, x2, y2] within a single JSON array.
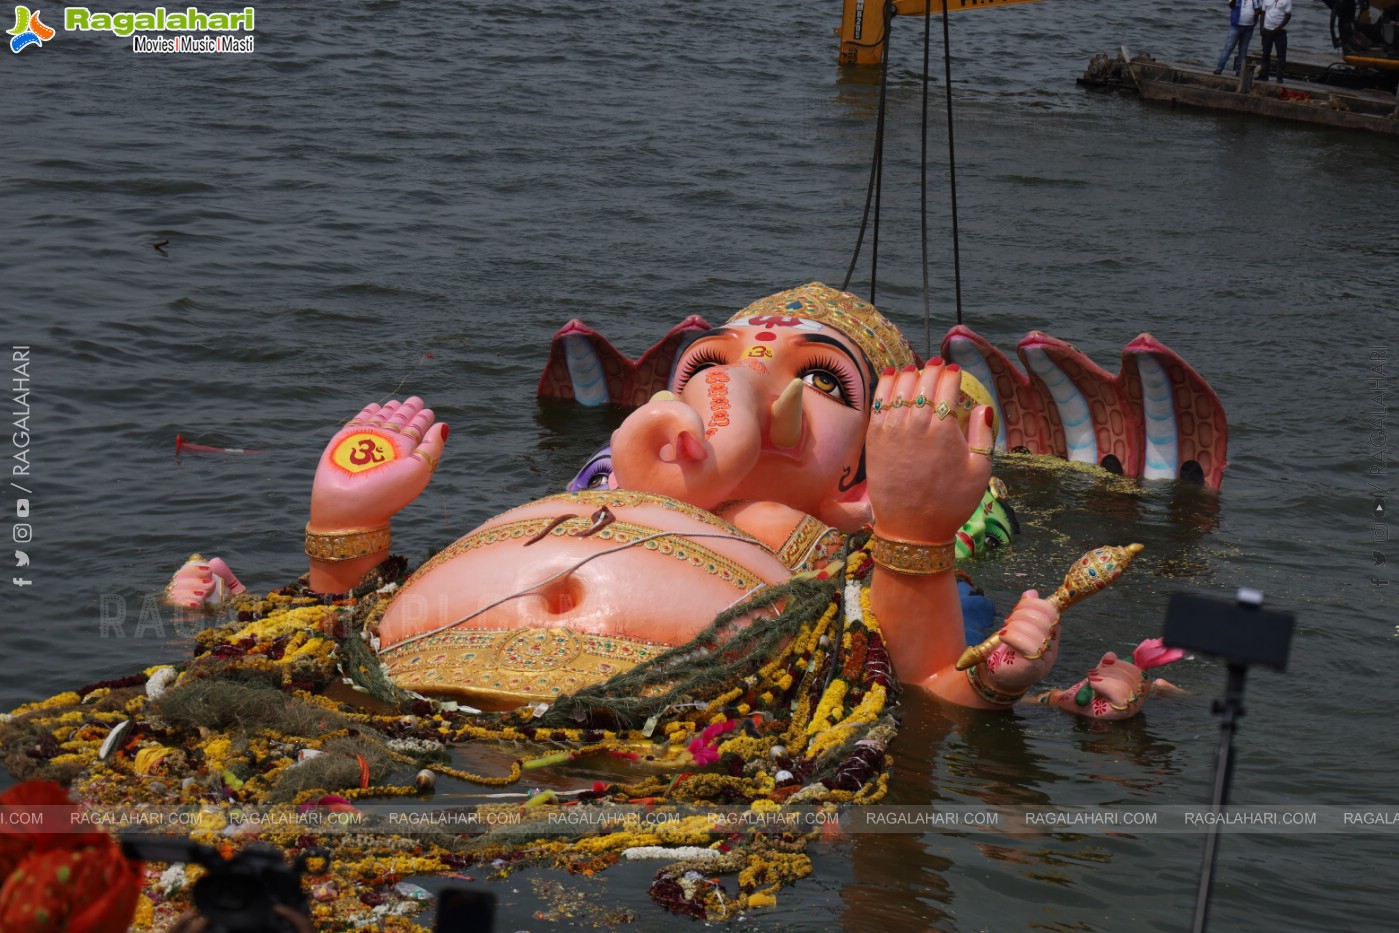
[[609, 283, 925, 532]]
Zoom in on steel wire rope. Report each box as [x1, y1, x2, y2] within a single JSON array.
[[841, 0, 897, 304], [844, 0, 966, 349], [940, 0, 965, 328]]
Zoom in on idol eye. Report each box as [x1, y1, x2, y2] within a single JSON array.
[[674, 346, 730, 390], [798, 356, 858, 407], [802, 370, 843, 398], [567, 448, 613, 492]]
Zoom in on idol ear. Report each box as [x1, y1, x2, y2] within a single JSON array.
[[816, 482, 872, 532]]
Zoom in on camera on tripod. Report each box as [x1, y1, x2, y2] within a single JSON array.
[[120, 834, 322, 933]]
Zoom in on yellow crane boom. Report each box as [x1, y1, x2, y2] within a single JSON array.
[[839, 0, 1042, 66]]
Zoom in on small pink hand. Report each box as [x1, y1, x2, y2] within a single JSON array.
[[309, 397, 449, 532], [978, 590, 1061, 693], [1040, 650, 1158, 720], [163, 555, 245, 610]]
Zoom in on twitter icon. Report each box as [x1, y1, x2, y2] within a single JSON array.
[[14, 551, 28, 567]]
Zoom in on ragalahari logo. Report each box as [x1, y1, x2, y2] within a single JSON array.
[[9, 5, 54, 52]]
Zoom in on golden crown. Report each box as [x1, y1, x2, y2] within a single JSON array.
[[726, 282, 916, 374]]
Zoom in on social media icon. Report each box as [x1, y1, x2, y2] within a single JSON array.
[[1376, 499, 1387, 519], [1376, 552, 1388, 566], [12, 577, 32, 587], [13, 524, 32, 543], [15, 499, 29, 518], [14, 551, 28, 567]]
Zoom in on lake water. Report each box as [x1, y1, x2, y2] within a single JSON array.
[[3, 0, 1395, 930]]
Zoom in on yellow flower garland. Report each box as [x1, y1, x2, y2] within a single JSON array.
[[2, 541, 900, 927]]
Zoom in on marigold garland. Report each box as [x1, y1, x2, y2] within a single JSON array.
[[0, 540, 908, 924]]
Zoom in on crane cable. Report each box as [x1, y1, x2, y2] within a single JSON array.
[[839, 0, 895, 307], [841, 0, 966, 359]]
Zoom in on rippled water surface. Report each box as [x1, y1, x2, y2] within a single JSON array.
[[3, 1, 1395, 930]]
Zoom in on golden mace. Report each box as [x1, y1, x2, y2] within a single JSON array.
[[954, 542, 1145, 671]]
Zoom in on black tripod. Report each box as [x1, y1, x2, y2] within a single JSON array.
[[1162, 589, 1294, 933]]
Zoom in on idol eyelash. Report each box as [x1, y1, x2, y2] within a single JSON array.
[[803, 354, 860, 407], [676, 347, 730, 385]]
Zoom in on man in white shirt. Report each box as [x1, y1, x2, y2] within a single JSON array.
[[1258, 0, 1293, 83], [1214, 0, 1263, 76]]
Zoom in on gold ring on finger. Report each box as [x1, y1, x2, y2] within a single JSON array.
[[914, 394, 927, 408], [935, 401, 953, 420], [413, 450, 440, 473], [403, 426, 423, 442], [893, 394, 905, 409], [968, 445, 994, 457], [1023, 624, 1058, 660]]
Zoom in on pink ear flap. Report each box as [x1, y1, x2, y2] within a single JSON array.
[[816, 482, 873, 532]]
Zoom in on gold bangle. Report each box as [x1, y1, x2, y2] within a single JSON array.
[[869, 534, 955, 575], [1108, 671, 1152, 711], [304, 525, 391, 562], [966, 664, 1025, 706]]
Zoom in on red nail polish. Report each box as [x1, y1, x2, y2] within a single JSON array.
[[1103, 657, 1115, 665], [983, 408, 994, 427], [946, 363, 960, 373], [903, 364, 917, 373], [441, 424, 449, 440], [881, 366, 896, 377], [929, 356, 944, 366]]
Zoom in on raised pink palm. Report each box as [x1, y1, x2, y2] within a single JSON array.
[[309, 397, 449, 532]]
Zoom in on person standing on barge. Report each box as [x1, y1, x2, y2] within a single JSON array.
[[1258, 0, 1293, 83], [1214, 0, 1262, 75]]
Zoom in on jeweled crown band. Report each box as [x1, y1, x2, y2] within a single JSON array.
[[869, 534, 955, 575], [728, 282, 916, 374], [305, 525, 391, 562]]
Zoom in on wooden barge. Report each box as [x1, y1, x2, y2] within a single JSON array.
[[1080, 47, 1399, 135]]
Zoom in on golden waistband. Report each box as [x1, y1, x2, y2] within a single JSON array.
[[379, 626, 670, 707]]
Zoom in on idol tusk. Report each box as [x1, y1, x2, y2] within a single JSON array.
[[769, 378, 805, 450], [649, 390, 679, 403]]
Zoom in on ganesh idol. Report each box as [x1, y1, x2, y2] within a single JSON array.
[[168, 284, 1167, 719]]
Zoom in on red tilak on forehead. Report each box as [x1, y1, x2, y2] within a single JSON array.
[[749, 315, 803, 329], [754, 332, 776, 342]]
